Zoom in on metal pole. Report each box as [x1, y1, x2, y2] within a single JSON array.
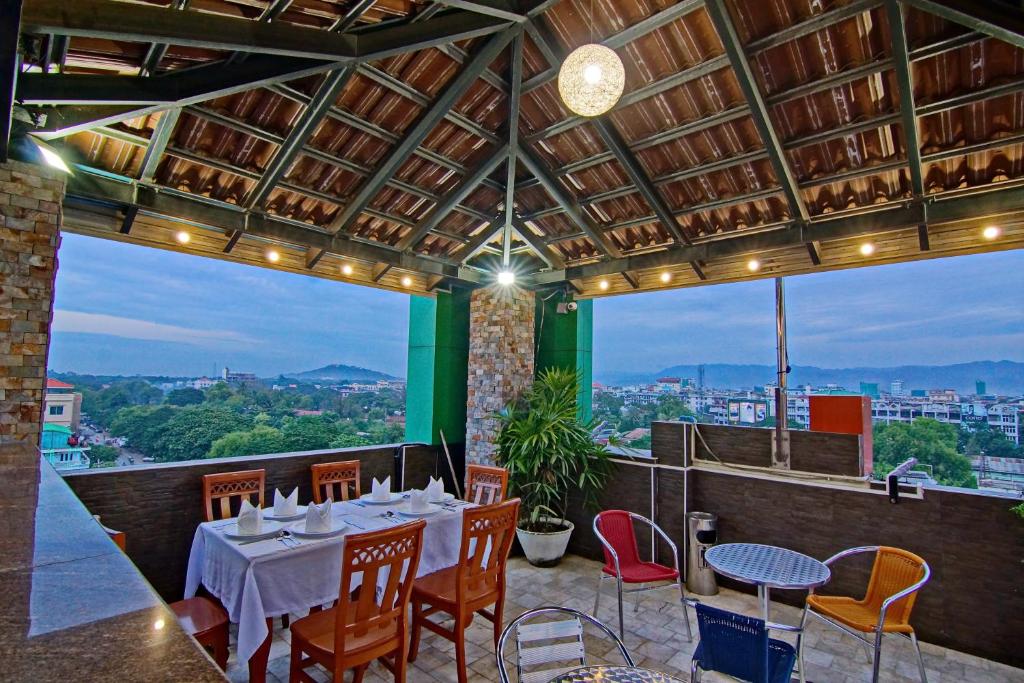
[[774, 276, 790, 468]]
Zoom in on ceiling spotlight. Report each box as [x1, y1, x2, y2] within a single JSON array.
[[401, 276, 413, 287], [32, 139, 72, 174], [659, 272, 671, 283], [497, 270, 515, 286], [266, 249, 280, 263], [599, 279, 610, 291], [747, 259, 761, 272], [174, 231, 191, 244], [982, 225, 1001, 240], [859, 242, 875, 256], [341, 263, 354, 276]]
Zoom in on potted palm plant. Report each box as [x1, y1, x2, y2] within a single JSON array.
[[494, 367, 612, 567]]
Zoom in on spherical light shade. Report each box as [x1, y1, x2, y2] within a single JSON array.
[[558, 44, 625, 117]]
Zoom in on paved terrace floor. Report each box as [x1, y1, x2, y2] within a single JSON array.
[[224, 555, 1023, 683]]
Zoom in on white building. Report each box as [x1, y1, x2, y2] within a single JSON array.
[[188, 376, 218, 390], [44, 378, 81, 431], [987, 403, 1023, 446]]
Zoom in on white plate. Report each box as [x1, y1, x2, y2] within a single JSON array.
[[359, 492, 404, 505], [396, 504, 443, 518], [223, 520, 285, 541], [264, 505, 308, 522], [289, 523, 349, 539], [429, 492, 456, 504]]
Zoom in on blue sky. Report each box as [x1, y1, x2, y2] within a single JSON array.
[[50, 234, 1023, 378]]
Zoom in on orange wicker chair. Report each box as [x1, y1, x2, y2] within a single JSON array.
[[289, 520, 426, 683], [408, 498, 520, 683], [312, 460, 361, 503], [202, 469, 265, 522], [464, 464, 508, 505], [801, 546, 930, 683]]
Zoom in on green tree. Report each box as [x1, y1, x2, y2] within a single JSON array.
[[328, 433, 372, 449], [157, 406, 252, 461], [873, 418, 976, 489], [204, 383, 233, 403], [87, 444, 120, 466], [81, 380, 162, 427], [109, 405, 180, 456], [959, 423, 1023, 459], [165, 387, 205, 406], [280, 414, 342, 452], [209, 425, 287, 458]]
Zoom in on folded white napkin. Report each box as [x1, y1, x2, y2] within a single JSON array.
[[237, 499, 262, 535], [426, 476, 446, 503], [305, 499, 332, 533], [409, 489, 430, 513], [371, 476, 391, 502], [273, 487, 298, 517]]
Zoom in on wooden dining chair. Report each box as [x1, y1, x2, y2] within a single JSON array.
[[408, 498, 520, 683], [202, 469, 266, 522], [312, 460, 361, 504], [464, 464, 509, 505], [289, 520, 426, 683]]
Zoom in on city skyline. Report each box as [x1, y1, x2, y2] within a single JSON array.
[[50, 234, 1023, 378]]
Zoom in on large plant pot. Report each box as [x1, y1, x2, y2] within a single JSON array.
[[516, 517, 574, 567]]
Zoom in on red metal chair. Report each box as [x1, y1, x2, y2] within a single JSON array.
[[593, 510, 692, 641]]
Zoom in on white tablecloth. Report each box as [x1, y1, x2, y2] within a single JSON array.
[[184, 498, 472, 663]]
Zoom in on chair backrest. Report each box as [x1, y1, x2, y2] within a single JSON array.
[[694, 602, 770, 683], [202, 469, 265, 522], [312, 460, 361, 503], [334, 519, 425, 665], [863, 546, 929, 625], [465, 464, 509, 505], [594, 510, 643, 572], [95, 516, 126, 551], [456, 498, 520, 608], [496, 607, 634, 683]]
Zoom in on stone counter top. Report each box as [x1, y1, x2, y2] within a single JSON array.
[[0, 443, 226, 682]]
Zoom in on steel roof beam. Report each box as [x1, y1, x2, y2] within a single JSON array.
[[435, 0, 527, 23], [457, 217, 505, 264], [138, 109, 180, 182], [517, 143, 622, 258], [705, 0, 809, 222], [329, 31, 514, 234], [329, 0, 376, 32], [396, 142, 509, 251], [511, 217, 565, 269], [138, 0, 189, 77], [244, 68, 354, 209], [503, 29, 524, 267], [0, 0, 21, 162], [745, 0, 879, 54], [886, 0, 924, 197], [902, 0, 1024, 51]]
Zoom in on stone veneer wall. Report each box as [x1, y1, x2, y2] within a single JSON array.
[[0, 159, 65, 446], [465, 288, 535, 464]]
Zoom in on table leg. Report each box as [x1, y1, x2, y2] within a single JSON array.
[[247, 617, 273, 683], [758, 585, 771, 622]]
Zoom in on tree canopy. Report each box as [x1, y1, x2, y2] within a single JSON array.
[[873, 418, 976, 488]]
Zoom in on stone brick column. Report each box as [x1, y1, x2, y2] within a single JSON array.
[[0, 160, 65, 446], [465, 288, 535, 465]]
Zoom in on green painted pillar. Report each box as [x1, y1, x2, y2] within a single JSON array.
[[405, 290, 470, 445], [534, 296, 593, 421]]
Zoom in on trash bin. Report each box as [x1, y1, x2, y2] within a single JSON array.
[[686, 512, 718, 596]]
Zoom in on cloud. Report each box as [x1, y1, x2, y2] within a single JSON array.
[[52, 310, 257, 346]]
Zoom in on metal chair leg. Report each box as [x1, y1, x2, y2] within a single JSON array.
[[593, 574, 603, 617], [677, 582, 693, 643], [910, 631, 928, 683], [633, 583, 642, 613], [871, 630, 884, 683], [616, 576, 625, 639], [689, 658, 701, 683]]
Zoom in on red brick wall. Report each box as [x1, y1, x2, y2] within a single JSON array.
[[0, 159, 65, 447]]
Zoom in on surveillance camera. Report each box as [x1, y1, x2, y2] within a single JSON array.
[[566, 301, 578, 312]]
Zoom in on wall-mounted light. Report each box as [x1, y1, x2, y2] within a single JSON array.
[[174, 231, 191, 244], [747, 259, 761, 272], [341, 263, 354, 276], [401, 276, 413, 287], [599, 279, 610, 291], [859, 242, 875, 256], [266, 249, 280, 263], [982, 225, 1001, 240], [32, 139, 72, 174], [497, 270, 515, 286], [659, 271, 671, 283]]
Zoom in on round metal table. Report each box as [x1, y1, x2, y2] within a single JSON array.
[[704, 543, 830, 622], [547, 666, 684, 683]]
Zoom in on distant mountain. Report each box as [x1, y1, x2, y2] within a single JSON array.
[[286, 363, 398, 382], [597, 361, 1024, 396]]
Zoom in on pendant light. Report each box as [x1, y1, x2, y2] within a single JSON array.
[[557, 0, 625, 117]]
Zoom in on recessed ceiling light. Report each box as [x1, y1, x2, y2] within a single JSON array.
[[599, 279, 610, 290], [659, 272, 671, 283], [859, 242, 875, 256], [266, 249, 280, 263], [174, 231, 190, 244], [401, 276, 413, 287], [747, 259, 761, 272], [497, 270, 515, 286], [341, 263, 354, 276], [982, 225, 1001, 240]]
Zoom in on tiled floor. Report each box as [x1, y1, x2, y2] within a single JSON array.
[[225, 555, 1023, 683]]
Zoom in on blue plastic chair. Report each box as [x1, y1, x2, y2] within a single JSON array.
[[690, 602, 797, 683]]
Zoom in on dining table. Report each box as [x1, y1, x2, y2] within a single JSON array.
[[548, 665, 685, 682], [184, 494, 474, 682]]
